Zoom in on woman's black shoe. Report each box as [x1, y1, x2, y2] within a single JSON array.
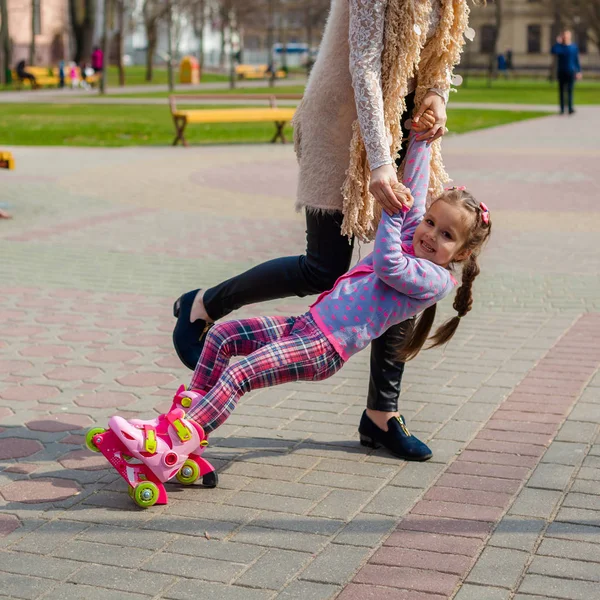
[[358, 410, 432, 461], [172, 289, 212, 370]]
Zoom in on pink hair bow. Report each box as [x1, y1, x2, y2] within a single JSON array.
[[479, 201, 490, 225]]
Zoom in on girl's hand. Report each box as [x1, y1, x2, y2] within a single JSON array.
[[392, 181, 414, 211], [411, 109, 435, 133], [370, 163, 407, 216], [413, 92, 448, 144]]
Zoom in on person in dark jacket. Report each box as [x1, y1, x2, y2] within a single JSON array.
[[551, 30, 582, 115], [15, 60, 37, 88]]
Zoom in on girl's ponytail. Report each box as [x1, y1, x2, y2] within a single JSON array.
[[428, 253, 480, 350], [397, 254, 481, 361]]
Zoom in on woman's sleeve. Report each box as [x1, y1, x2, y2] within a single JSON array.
[[348, 0, 392, 171]]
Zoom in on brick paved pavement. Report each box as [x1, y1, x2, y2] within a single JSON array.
[[0, 107, 599, 599]]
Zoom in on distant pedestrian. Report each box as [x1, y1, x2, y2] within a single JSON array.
[[505, 49, 513, 71], [551, 29, 582, 115], [91, 47, 104, 73], [58, 60, 66, 88], [15, 60, 37, 88], [497, 53, 508, 79]]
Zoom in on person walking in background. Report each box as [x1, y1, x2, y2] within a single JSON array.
[[91, 47, 104, 73], [551, 29, 582, 115]]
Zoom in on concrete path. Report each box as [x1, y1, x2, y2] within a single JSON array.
[[0, 107, 599, 599]]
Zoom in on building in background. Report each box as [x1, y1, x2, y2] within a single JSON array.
[[4, 0, 70, 64], [466, 1, 598, 73]]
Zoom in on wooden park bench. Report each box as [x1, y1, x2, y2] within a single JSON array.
[[0, 151, 15, 170], [11, 66, 100, 89], [169, 94, 302, 147], [235, 64, 286, 80]]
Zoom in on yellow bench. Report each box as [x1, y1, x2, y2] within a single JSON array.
[[12, 66, 100, 88], [235, 64, 286, 80], [0, 151, 15, 170], [169, 94, 302, 146]]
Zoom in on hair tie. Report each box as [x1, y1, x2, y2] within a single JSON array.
[[445, 185, 466, 191], [479, 201, 490, 225]]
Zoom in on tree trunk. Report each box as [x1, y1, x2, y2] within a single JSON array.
[[487, 0, 502, 87], [116, 0, 125, 86], [166, 0, 174, 91], [70, 0, 96, 64], [100, 0, 109, 93], [0, 0, 11, 84], [145, 21, 157, 81], [194, 0, 205, 70], [30, 0, 37, 64]]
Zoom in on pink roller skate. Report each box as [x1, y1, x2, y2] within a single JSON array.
[[85, 395, 217, 508]]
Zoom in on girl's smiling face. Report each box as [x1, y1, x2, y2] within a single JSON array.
[[413, 199, 472, 267]]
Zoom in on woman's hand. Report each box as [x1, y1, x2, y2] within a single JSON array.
[[370, 163, 411, 216], [413, 92, 448, 144]]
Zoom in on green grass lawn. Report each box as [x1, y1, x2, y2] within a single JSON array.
[[113, 76, 600, 105], [0, 104, 550, 147]]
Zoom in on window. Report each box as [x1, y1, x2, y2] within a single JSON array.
[[33, 0, 41, 35], [480, 24, 496, 54], [527, 24, 541, 54]]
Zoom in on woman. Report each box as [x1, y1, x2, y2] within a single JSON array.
[[173, 0, 477, 461]]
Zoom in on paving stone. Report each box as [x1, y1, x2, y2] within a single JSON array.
[[508, 488, 562, 519], [53, 539, 154, 568], [527, 463, 576, 491], [371, 545, 473, 576], [466, 547, 530, 588], [540, 442, 588, 466], [236, 548, 312, 588], [0, 550, 81, 580], [0, 573, 51, 600], [300, 544, 369, 584], [250, 512, 344, 536], [226, 490, 315, 513], [538, 537, 600, 563], [164, 580, 273, 600], [278, 580, 341, 600], [0, 438, 43, 460], [363, 486, 422, 517], [142, 551, 246, 582], [310, 489, 372, 520], [79, 523, 176, 550], [354, 563, 459, 596], [0, 514, 21, 538], [333, 514, 397, 548], [519, 573, 600, 600], [336, 582, 444, 599], [141, 515, 238, 540], [167, 538, 265, 563], [69, 563, 175, 594], [0, 477, 81, 503], [42, 583, 147, 600], [487, 516, 545, 552], [231, 525, 330, 553], [454, 584, 510, 600], [389, 461, 446, 489]]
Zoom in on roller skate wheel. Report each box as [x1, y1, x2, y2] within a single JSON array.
[[175, 459, 200, 485], [202, 470, 218, 488], [133, 482, 159, 508], [85, 427, 107, 452]]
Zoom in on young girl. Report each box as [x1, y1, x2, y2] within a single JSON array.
[[106, 132, 491, 475]]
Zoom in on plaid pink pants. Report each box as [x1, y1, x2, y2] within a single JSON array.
[[186, 312, 344, 432]]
